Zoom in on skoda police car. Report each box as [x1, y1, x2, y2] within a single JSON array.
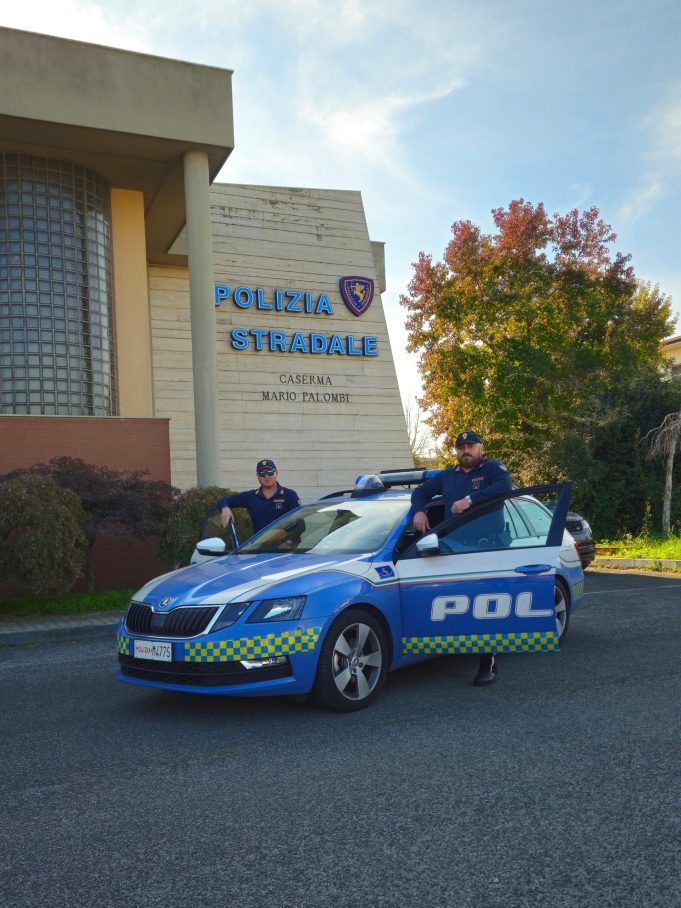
[[116, 470, 584, 711]]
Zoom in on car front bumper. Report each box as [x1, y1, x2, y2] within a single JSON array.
[[115, 618, 324, 697]]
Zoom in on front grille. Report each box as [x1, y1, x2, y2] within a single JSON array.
[[126, 601, 152, 634], [125, 602, 218, 638], [118, 654, 291, 686], [566, 518, 584, 533]]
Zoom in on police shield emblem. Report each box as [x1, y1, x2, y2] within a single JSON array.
[[339, 276, 374, 317]]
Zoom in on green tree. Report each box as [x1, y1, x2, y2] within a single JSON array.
[[401, 201, 674, 472], [552, 376, 681, 537], [0, 474, 88, 594], [158, 486, 254, 569]]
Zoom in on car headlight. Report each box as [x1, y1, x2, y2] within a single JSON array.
[[246, 596, 307, 623], [211, 602, 252, 632]]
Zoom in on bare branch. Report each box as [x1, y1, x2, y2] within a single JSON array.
[[646, 409, 681, 460], [404, 399, 432, 459], [645, 407, 681, 536]]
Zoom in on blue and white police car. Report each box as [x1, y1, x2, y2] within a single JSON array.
[[116, 471, 584, 711]]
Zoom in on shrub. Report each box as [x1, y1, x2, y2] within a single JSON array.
[[0, 474, 88, 594], [2, 457, 176, 591], [158, 486, 254, 568]]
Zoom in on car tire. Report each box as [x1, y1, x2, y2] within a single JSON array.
[[312, 608, 388, 712], [555, 579, 570, 644]]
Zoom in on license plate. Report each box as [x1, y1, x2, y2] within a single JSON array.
[[134, 640, 172, 662]]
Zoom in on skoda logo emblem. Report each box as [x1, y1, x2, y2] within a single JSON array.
[[160, 597, 173, 607]]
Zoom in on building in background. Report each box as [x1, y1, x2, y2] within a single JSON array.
[[662, 334, 681, 380], [0, 27, 411, 510]]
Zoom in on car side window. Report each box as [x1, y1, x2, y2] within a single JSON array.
[[504, 501, 533, 542], [512, 498, 553, 543], [438, 500, 515, 555]]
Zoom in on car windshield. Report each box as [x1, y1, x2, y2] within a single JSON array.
[[237, 499, 411, 555]]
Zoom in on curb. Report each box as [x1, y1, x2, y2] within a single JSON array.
[[592, 557, 681, 572], [0, 611, 122, 647]]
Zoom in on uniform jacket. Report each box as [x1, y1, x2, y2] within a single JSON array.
[[411, 460, 512, 516], [217, 484, 301, 532]]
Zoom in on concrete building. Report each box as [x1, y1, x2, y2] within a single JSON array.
[[0, 27, 412, 512]]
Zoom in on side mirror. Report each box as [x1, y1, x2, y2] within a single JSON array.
[[196, 537, 227, 557], [416, 533, 440, 557]]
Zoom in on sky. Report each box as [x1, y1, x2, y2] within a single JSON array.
[[2, 0, 680, 423]]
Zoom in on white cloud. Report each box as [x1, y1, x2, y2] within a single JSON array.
[[0, 0, 152, 52], [617, 86, 681, 226], [294, 81, 464, 196], [652, 95, 681, 172], [568, 181, 593, 208], [618, 179, 664, 227]]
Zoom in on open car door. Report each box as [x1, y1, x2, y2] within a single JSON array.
[[396, 484, 573, 656]]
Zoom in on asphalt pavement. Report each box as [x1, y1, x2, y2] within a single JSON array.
[[1, 570, 679, 908]]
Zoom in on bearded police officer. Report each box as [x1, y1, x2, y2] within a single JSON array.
[[217, 459, 301, 533], [411, 430, 512, 687]]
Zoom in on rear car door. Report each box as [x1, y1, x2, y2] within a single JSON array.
[[396, 484, 572, 657]]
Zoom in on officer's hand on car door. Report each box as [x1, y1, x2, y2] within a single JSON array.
[[413, 511, 430, 533], [220, 506, 234, 528], [451, 497, 471, 514]]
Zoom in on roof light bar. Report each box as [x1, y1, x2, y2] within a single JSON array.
[[353, 468, 443, 491]]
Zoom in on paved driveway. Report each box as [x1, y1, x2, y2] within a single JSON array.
[[1, 571, 679, 908]]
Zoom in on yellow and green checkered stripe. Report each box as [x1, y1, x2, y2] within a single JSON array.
[[402, 631, 559, 655], [184, 626, 322, 663], [116, 633, 131, 656]]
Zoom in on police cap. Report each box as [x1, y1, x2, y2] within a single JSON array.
[[455, 430, 483, 447], [256, 458, 277, 472]]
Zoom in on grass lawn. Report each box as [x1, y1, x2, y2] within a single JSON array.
[[0, 588, 133, 621], [597, 534, 681, 560]]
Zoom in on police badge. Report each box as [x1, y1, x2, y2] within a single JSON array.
[[339, 276, 374, 317]]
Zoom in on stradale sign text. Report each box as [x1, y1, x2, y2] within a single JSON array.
[[213, 279, 379, 357]]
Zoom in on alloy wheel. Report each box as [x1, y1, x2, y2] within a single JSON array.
[[331, 622, 382, 701], [555, 584, 568, 639]]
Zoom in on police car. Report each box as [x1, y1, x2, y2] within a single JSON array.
[[116, 471, 584, 711]]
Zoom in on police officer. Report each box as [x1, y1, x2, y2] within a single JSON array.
[[411, 430, 512, 687], [217, 459, 300, 533]]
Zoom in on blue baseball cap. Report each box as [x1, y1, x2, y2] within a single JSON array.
[[455, 431, 483, 446]]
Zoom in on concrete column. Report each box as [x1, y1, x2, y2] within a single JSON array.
[[183, 150, 220, 487], [111, 189, 154, 417]]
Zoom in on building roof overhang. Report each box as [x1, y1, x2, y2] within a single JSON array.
[[0, 27, 234, 265]]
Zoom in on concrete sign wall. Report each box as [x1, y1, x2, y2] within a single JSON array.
[[149, 183, 413, 498]]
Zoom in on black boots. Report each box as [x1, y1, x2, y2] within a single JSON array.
[[473, 653, 498, 686]]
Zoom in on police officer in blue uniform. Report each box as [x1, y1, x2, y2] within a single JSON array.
[[217, 459, 301, 533], [411, 430, 512, 687]]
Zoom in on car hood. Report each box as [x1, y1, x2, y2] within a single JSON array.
[[134, 552, 375, 609]]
